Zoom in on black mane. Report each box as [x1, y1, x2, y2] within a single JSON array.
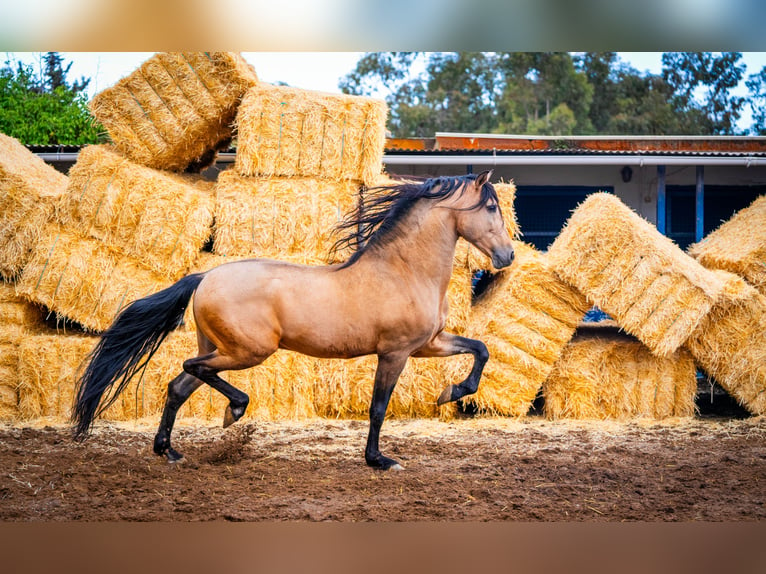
[[331, 173, 498, 269]]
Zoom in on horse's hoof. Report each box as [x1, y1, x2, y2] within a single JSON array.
[[366, 454, 404, 471], [437, 385, 456, 405], [165, 447, 184, 463], [223, 406, 236, 428]]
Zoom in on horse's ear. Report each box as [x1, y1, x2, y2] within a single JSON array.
[[475, 170, 493, 188]]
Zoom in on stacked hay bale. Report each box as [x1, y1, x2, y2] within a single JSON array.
[[442, 241, 591, 417], [684, 271, 766, 415], [7, 53, 259, 425], [15, 327, 220, 422], [543, 326, 698, 420], [0, 134, 69, 280], [688, 195, 766, 295], [548, 193, 740, 358], [234, 83, 387, 186], [683, 197, 766, 414], [0, 283, 46, 420], [89, 52, 258, 172], [56, 145, 215, 280], [16, 146, 215, 332]]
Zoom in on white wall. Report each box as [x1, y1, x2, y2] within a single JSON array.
[[386, 162, 766, 225]]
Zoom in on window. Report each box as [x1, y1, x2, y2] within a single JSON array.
[[514, 186, 613, 250], [665, 185, 766, 250]]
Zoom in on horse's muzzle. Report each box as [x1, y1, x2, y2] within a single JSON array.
[[491, 246, 515, 269]]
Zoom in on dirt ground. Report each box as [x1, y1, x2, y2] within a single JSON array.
[[1, 414, 765, 521]]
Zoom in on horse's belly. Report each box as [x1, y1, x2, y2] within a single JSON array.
[[277, 322, 377, 359]]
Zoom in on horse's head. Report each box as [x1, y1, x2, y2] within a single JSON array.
[[451, 170, 515, 269]]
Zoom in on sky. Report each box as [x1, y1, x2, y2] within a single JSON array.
[[5, 51, 766, 131]]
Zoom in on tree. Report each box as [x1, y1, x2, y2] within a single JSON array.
[[662, 52, 746, 134], [341, 51, 753, 137], [494, 52, 593, 135], [746, 66, 766, 135], [0, 52, 101, 145]]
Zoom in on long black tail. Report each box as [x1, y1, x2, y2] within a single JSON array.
[[72, 273, 205, 439]]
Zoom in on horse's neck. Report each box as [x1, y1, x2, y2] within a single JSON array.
[[366, 202, 458, 289]]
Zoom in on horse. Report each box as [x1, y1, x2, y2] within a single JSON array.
[[72, 170, 515, 470]]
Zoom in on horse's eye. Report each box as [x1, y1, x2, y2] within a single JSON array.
[[487, 203, 498, 212]]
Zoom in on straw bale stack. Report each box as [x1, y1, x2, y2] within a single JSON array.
[[212, 170, 360, 261], [444, 241, 590, 416], [56, 145, 215, 280], [0, 134, 69, 280], [15, 328, 219, 422], [311, 354, 467, 420], [16, 225, 172, 332], [543, 330, 697, 420], [89, 52, 257, 172], [548, 192, 736, 357], [684, 271, 766, 415], [688, 195, 766, 295], [0, 282, 46, 420], [234, 83, 387, 186]]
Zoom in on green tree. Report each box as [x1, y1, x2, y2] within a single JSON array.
[[495, 52, 593, 135], [0, 52, 102, 144], [662, 52, 746, 134], [746, 66, 766, 135], [341, 51, 753, 137]]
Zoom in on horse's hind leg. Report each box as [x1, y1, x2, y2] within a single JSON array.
[[183, 350, 267, 429], [153, 372, 204, 462]]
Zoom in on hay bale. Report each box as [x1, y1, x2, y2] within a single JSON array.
[[0, 282, 46, 421], [0, 133, 69, 280], [688, 195, 766, 295], [89, 52, 258, 172], [548, 193, 735, 357], [212, 170, 360, 261], [684, 271, 766, 415], [234, 83, 387, 185], [444, 242, 590, 416], [16, 225, 172, 332], [15, 328, 199, 421], [543, 330, 697, 420], [56, 145, 215, 279]]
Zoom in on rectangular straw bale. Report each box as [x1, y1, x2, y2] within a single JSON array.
[[0, 343, 20, 420], [16, 225, 171, 332], [212, 170, 360, 260], [89, 52, 258, 172], [445, 241, 590, 416], [234, 83, 387, 185], [548, 192, 734, 357], [688, 195, 766, 295], [543, 331, 697, 420], [684, 270, 766, 415], [311, 353, 466, 420], [0, 133, 69, 279], [16, 328, 223, 422], [17, 331, 98, 420], [56, 145, 215, 280]]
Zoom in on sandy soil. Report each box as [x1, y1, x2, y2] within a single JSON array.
[[1, 415, 765, 521]]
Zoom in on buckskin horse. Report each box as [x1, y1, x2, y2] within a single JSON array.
[[72, 170, 515, 470]]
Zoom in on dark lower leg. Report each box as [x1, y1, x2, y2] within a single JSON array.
[[183, 355, 250, 427], [154, 372, 203, 461], [365, 353, 408, 470], [413, 333, 489, 405]]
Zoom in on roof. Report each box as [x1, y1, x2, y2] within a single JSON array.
[[26, 134, 766, 167], [385, 133, 766, 157]]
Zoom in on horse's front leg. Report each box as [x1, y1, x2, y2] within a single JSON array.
[[365, 352, 409, 470], [413, 331, 489, 405]]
